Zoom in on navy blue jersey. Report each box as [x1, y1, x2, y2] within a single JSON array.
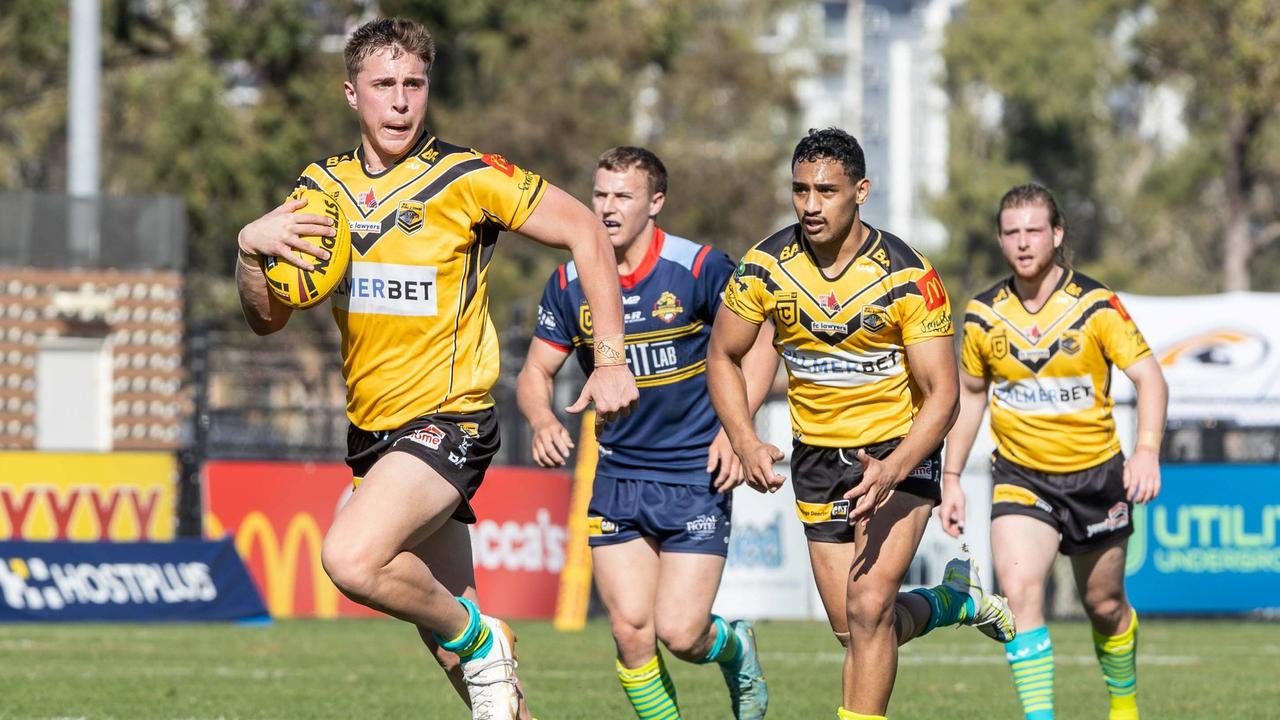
[[535, 228, 736, 484]]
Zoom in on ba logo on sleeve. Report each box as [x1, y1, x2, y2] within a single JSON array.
[[396, 200, 424, 235]]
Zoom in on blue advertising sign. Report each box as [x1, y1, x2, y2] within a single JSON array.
[[1126, 464, 1280, 613], [0, 538, 269, 622]]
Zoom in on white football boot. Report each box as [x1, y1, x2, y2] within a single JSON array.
[[460, 615, 522, 720]]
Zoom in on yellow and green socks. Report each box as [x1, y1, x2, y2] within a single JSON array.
[[908, 584, 974, 636], [617, 653, 680, 720], [836, 708, 886, 719], [1093, 609, 1139, 720], [1005, 625, 1054, 719], [695, 615, 743, 665], [432, 596, 492, 661]]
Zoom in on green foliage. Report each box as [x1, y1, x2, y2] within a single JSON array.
[[0, 0, 797, 327], [936, 0, 1280, 298]]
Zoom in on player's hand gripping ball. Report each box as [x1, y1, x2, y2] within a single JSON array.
[[261, 188, 352, 308]]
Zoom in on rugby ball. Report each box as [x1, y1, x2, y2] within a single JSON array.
[[261, 188, 352, 309]]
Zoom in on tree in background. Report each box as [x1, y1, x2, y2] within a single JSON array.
[[935, 0, 1280, 298], [0, 0, 797, 330], [1134, 0, 1280, 292]]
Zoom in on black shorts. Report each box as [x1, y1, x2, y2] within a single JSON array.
[[345, 409, 500, 524], [791, 438, 942, 543], [990, 452, 1132, 555]]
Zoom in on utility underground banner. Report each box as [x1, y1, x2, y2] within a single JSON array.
[[1125, 464, 1280, 613]]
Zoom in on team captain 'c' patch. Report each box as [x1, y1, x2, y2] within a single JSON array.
[[795, 499, 851, 524]]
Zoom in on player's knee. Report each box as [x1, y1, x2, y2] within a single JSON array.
[[655, 617, 703, 657], [998, 575, 1044, 610], [320, 538, 379, 602], [1083, 592, 1128, 630], [610, 614, 654, 653], [833, 631, 849, 648], [846, 586, 896, 633]]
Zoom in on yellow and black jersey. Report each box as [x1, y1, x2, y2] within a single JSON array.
[[724, 223, 953, 447], [292, 132, 547, 430], [961, 270, 1152, 472]]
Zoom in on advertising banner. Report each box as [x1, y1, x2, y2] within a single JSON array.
[[0, 452, 176, 542], [1114, 292, 1280, 426], [0, 538, 268, 622], [469, 467, 572, 619], [204, 462, 572, 619], [1126, 465, 1280, 613], [204, 461, 371, 619]]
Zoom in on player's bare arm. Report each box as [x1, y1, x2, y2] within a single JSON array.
[[1122, 355, 1168, 504], [708, 307, 785, 493], [708, 320, 780, 492], [845, 335, 960, 523], [938, 369, 991, 537], [516, 184, 638, 422], [515, 338, 575, 468], [235, 197, 336, 335]]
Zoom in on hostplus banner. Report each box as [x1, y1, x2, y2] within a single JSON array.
[[0, 539, 268, 622]]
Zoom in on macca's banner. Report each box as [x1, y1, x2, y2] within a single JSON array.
[[0, 538, 268, 622], [204, 461, 571, 619], [1126, 465, 1280, 613], [0, 453, 175, 542]]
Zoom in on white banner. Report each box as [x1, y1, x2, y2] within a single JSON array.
[[1114, 291, 1280, 425]]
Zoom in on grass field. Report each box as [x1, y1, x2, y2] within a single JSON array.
[[3, 618, 1277, 719]]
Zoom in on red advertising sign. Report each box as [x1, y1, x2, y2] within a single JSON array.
[[204, 462, 571, 620], [469, 467, 572, 619]]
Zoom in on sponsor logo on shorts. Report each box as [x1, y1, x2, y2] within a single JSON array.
[[587, 517, 618, 536], [907, 458, 936, 481], [1086, 502, 1130, 538], [458, 422, 479, 438], [992, 483, 1053, 514], [401, 425, 445, 450], [795, 499, 851, 524], [685, 514, 719, 541]]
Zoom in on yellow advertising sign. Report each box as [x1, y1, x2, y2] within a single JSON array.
[[0, 452, 175, 541]]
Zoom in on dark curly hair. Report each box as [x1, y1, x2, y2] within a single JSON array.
[[791, 128, 866, 182]]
